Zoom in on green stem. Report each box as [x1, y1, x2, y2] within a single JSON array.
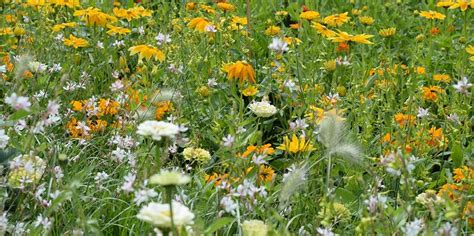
[[326, 153, 332, 195]]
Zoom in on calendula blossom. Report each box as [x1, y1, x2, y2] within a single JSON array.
[[223, 61, 256, 83], [330, 30, 374, 44], [419, 10, 446, 20], [63, 35, 88, 48], [128, 45, 165, 62], [278, 134, 316, 154], [149, 169, 191, 186]]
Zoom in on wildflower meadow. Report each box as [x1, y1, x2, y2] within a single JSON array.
[[0, 0, 473, 235]]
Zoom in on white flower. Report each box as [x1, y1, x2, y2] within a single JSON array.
[[446, 113, 459, 123], [205, 25, 217, 32], [134, 187, 158, 205], [207, 78, 218, 87], [248, 101, 277, 118], [0, 65, 6, 73], [402, 218, 424, 236], [48, 63, 62, 73], [33, 214, 52, 231], [121, 172, 136, 193], [453, 77, 472, 95], [156, 33, 171, 45], [222, 134, 235, 147], [0, 129, 9, 149], [0, 212, 7, 233], [97, 41, 104, 49], [417, 107, 429, 118], [5, 93, 31, 110], [149, 169, 191, 186], [435, 222, 457, 236], [137, 201, 194, 228], [136, 120, 180, 141], [268, 37, 289, 53], [219, 196, 237, 215], [316, 227, 338, 236]]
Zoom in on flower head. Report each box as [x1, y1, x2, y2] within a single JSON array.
[[137, 201, 194, 228], [149, 169, 191, 186], [129, 45, 165, 62]]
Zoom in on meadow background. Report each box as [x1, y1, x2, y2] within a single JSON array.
[[0, 0, 473, 235]]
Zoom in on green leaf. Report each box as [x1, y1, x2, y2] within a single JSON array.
[[335, 187, 356, 204], [450, 144, 463, 167], [0, 148, 20, 165], [9, 109, 30, 121], [204, 217, 234, 234]]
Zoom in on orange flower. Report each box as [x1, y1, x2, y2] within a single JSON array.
[[128, 45, 165, 62], [188, 17, 212, 32], [421, 86, 443, 101], [223, 61, 256, 83], [217, 2, 235, 12], [155, 101, 173, 120], [426, 126, 445, 147], [394, 113, 415, 127]]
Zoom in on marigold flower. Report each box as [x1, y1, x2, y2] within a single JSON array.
[[448, 0, 474, 11], [259, 165, 275, 183], [359, 16, 375, 25], [379, 27, 396, 37], [242, 86, 258, 96], [312, 23, 337, 38], [223, 61, 256, 83], [129, 45, 165, 62], [278, 134, 316, 154], [265, 25, 281, 36], [421, 86, 443, 101], [419, 10, 446, 20], [300, 10, 320, 21], [323, 12, 350, 27], [433, 74, 451, 83], [106, 25, 131, 35], [187, 17, 213, 32], [52, 22, 77, 32], [217, 2, 235, 11], [330, 30, 374, 44], [63, 35, 89, 48], [74, 7, 117, 26], [394, 113, 415, 127]]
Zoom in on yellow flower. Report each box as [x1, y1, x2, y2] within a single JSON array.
[[241, 86, 258, 96], [0, 28, 13, 36], [284, 37, 302, 45], [217, 2, 235, 11], [259, 165, 275, 183], [416, 66, 426, 74], [50, 0, 80, 8], [277, 134, 316, 154], [113, 7, 139, 21], [275, 10, 288, 16], [129, 45, 165, 62], [63, 35, 88, 48], [330, 30, 374, 44], [312, 23, 336, 38], [223, 61, 256, 84], [433, 74, 451, 83], [186, 2, 196, 10], [74, 7, 117, 26], [419, 10, 446, 20], [188, 17, 212, 32], [52, 22, 77, 32], [265, 25, 281, 36], [379, 27, 396, 37], [323, 12, 350, 27], [300, 11, 320, 21], [106, 25, 131, 35], [437, 0, 455, 8], [306, 106, 325, 124], [466, 45, 474, 61], [448, 0, 474, 11], [359, 16, 375, 25]]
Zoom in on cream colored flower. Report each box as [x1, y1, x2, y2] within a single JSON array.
[[149, 169, 191, 186], [242, 220, 269, 236], [137, 201, 195, 228], [248, 101, 277, 118], [136, 120, 180, 141], [183, 147, 211, 162]]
